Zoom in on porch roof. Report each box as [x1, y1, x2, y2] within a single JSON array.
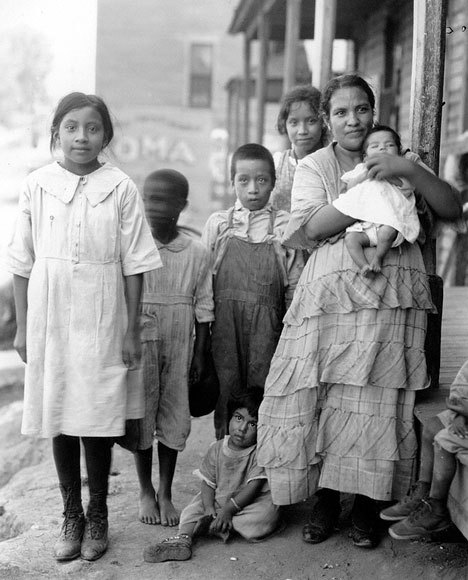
[[228, 0, 377, 40]]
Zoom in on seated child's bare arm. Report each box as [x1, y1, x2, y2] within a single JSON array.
[[230, 478, 265, 508], [210, 479, 265, 534], [200, 480, 216, 517]]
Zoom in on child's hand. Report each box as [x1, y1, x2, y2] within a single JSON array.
[[450, 414, 468, 438], [210, 507, 234, 534], [13, 327, 27, 363], [189, 352, 206, 384], [122, 330, 141, 370]]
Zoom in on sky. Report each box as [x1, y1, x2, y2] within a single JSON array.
[[0, 0, 97, 100]]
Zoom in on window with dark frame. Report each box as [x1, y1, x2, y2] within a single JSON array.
[[189, 43, 213, 108]]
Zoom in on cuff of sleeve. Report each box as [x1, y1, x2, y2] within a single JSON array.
[[193, 468, 216, 489]]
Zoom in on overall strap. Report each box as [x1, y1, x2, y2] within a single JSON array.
[[268, 209, 276, 237], [227, 206, 235, 229]]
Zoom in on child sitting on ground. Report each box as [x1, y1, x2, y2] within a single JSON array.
[[379, 359, 468, 539], [202, 143, 305, 438], [333, 125, 420, 276], [133, 169, 214, 527], [143, 392, 281, 562]]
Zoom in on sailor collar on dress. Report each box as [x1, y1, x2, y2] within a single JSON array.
[[155, 232, 192, 253], [234, 199, 273, 214], [34, 161, 129, 207]]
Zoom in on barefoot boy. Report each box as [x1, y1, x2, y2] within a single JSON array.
[[202, 143, 304, 438], [134, 169, 214, 526]]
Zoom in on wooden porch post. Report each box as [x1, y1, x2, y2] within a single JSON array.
[[410, 0, 448, 175], [234, 79, 241, 150], [410, 0, 449, 388], [283, 0, 302, 93], [313, 0, 337, 89], [243, 35, 251, 143], [256, 9, 270, 144]]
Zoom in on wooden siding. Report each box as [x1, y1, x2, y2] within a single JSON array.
[[442, 0, 468, 149]]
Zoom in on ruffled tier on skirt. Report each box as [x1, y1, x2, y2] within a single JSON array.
[[257, 240, 433, 504]]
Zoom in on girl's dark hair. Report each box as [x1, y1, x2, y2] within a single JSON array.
[[49, 92, 114, 152], [276, 85, 322, 135], [230, 143, 276, 187], [227, 391, 264, 422], [321, 73, 376, 119], [363, 124, 402, 155], [144, 169, 189, 201]]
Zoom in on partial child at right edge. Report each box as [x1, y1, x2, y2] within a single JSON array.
[[380, 359, 468, 539]]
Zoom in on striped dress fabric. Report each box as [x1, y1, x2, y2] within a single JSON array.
[[257, 144, 435, 505], [270, 149, 298, 212], [137, 233, 214, 451]]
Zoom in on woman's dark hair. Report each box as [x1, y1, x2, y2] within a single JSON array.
[[50, 92, 114, 152], [227, 391, 264, 422], [363, 124, 402, 155], [276, 85, 322, 135], [321, 73, 376, 119], [230, 143, 276, 187], [143, 169, 189, 201]]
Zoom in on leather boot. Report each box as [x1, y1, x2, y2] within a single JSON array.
[[81, 490, 109, 561], [53, 483, 85, 561]]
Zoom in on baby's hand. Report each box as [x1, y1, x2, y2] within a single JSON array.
[[450, 414, 468, 438]]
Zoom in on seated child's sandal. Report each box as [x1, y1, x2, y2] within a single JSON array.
[[143, 534, 192, 563]]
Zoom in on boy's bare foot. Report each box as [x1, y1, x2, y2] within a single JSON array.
[[139, 491, 161, 525], [158, 494, 179, 527]]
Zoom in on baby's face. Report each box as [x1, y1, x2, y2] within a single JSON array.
[[365, 131, 399, 157]]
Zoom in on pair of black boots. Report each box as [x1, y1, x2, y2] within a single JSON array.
[[54, 483, 108, 561]]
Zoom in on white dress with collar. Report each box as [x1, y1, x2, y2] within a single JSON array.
[[7, 162, 162, 438]]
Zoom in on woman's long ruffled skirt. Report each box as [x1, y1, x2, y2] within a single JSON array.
[[257, 240, 435, 505]]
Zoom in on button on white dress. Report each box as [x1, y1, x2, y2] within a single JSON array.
[[7, 162, 162, 438]]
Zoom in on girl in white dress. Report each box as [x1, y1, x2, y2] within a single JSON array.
[[7, 93, 162, 562], [333, 125, 420, 276]]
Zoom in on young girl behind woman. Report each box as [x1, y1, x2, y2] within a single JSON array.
[[7, 92, 162, 561], [271, 85, 327, 211]]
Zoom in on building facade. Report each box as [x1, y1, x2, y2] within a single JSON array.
[[96, 0, 243, 229]]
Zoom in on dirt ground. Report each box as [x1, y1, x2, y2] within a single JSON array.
[[0, 396, 467, 580]]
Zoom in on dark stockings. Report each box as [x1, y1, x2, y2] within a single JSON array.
[[351, 494, 378, 531], [53, 434, 112, 516]]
